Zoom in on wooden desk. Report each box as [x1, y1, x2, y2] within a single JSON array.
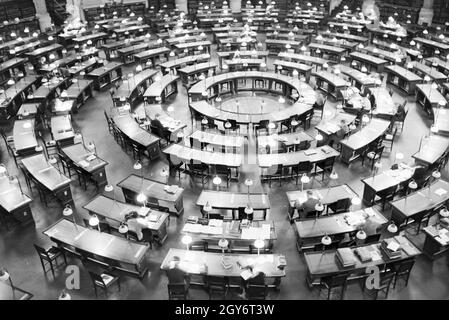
[[61, 143, 108, 188], [196, 190, 270, 220], [273, 59, 312, 82], [160, 54, 211, 75], [257, 131, 314, 152], [132, 46, 170, 66], [412, 135, 449, 166], [44, 219, 150, 279], [278, 52, 329, 70], [67, 58, 98, 77], [312, 70, 348, 100], [161, 249, 285, 284], [286, 184, 358, 219], [17, 103, 39, 119], [117, 174, 184, 216], [415, 84, 447, 117], [340, 119, 390, 164], [65, 79, 94, 110], [0, 175, 33, 225], [349, 51, 388, 73], [101, 36, 146, 60], [325, 32, 369, 44], [188, 130, 244, 152], [422, 223, 449, 259], [0, 281, 33, 300], [224, 58, 263, 72], [0, 57, 27, 86], [265, 39, 302, 55], [334, 64, 377, 92], [117, 42, 159, 64], [113, 25, 150, 38], [368, 87, 397, 120], [174, 40, 212, 54], [86, 62, 123, 90], [38, 55, 78, 74], [386, 65, 422, 95], [25, 44, 63, 68], [361, 165, 414, 205], [315, 112, 357, 146], [390, 180, 449, 226], [113, 68, 158, 108], [258, 145, 340, 168], [0, 76, 39, 121], [362, 46, 406, 64], [412, 61, 447, 83], [178, 62, 217, 87], [309, 43, 347, 62], [72, 32, 107, 47], [112, 113, 160, 160], [143, 74, 179, 104], [413, 37, 449, 56], [13, 119, 39, 156], [31, 77, 68, 106], [83, 195, 169, 244], [50, 115, 75, 144], [425, 57, 449, 75], [217, 50, 268, 69], [304, 235, 420, 286], [21, 154, 72, 205], [433, 106, 449, 136], [166, 35, 204, 46], [294, 207, 387, 250]]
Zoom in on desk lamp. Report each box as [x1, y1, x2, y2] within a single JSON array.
[[387, 221, 398, 234], [118, 222, 129, 239], [315, 202, 324, 221], [63, 204, 78, 231], [182, 234, 192, 250], [254, 238, 265, 255], [300, 173, 310, 192], [218, 239, 229, 257], [213, 176, 222, 191], [89, 214, 100, 232]]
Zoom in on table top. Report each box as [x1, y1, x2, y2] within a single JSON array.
[[273, 59, 312, 72], [61, 143, 107, 173], [287, 184, 357, 208], [426, 57, 449, 71], [304, 235, 420, 277], [0, 57, 27, 72], [160, 248, 286, 278], [385, 65, 423, 82], [265, 38, 302, 46], [315, 112, 357, 135], [257, 131, 314, 147], [390, 179, 449, 219], [159, 54, 211, 69], [68, 58, 97, 75], [163, 143, 243, 167], [142, 104, 186, 133], [309, 42, 347, 54], [217, 50, 269, 59], [174, 40, 212, 50], [278, 51, 329, 66], [21, 154, 71, 191], [412, 135, 449, 165], [196, 190, 270, 210], [143, 74, 179, 98], [295, 207, 387, 238], [26, 44, 63, 57], [17, 103, 39, 118], [117, 174, 184, 202], [33, 78, 67, 100], [0, 76, 38, 107], [416, 84, 447, 105], [117, 42, 154, 55], [66, 79, 93, 98], [362, 164, 414, 192], [133, 46, 170, 59], [412, 62, 447, 81], [413, 37, 449, 50], [349, 51, 388, 65], [44, 218, 149, 265], [188, 130, 245, 148], [326, 32, 369, 43], [335, 64, 378, 86], [313, 70, 349, 88], [13, 119, 37, 152], [87, 62, 123, 77], [112, 113, 160, 147], [368, 87, 396, 116], [340, 119, 390, 151], [0, 176, 32, 212], [83, 195, 168, 232], [114, 68, 158, 99], [258, 145, 340, 167], [177, 62, 217, 76], [51, 114, 74, 141], [182, 219, 277, 240], [72, 32, 107, 42]]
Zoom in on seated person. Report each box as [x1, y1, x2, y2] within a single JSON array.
[[124, 211, 149, 241], [294, 190, 320, 220], [410, 165, 428, 187], [395, 102, 406, 120], [166, 256, 190, 287], [330, 119, 350, 147], [150, 113, 165, 131], [313, 90, 326, 110]]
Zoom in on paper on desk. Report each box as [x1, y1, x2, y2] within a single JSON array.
[[209, 219, 223, 228], [79, 160, 89, 168], [364, 207, 376, 217], [148, 214, 159, 222], [434, 188, 447, 196], [240, 269, 253, 281], [370, 251, 382, 261], [86, 155, 96, 161]]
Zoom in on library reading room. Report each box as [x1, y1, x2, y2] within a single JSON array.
[[0, 0, 449, 302]]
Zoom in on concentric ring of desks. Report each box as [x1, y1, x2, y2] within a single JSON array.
[[188, 71, 315, 126]]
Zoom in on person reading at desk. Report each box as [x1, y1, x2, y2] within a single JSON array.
[[150, 113, 164, 131], [124, 211, 149, 242], [167, 256, 190, 288], [330, 119, 350, 147], [313, 90, 326, 111], [294, 190, 320, 220]]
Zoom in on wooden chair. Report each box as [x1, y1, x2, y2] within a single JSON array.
[[212, 164, 231, 188], [362, 271, 395, 299], [33, 244, 67, 278], [246, 284, 268, 300], [206, 276, 229, 299], [187, 160, 209, 186], [314, 157, 335, 181], [168, 283, 188, 300], [88, 271, 121, 297], [383, 127, 397, 152], [361, 145, 384, 171], [327, 198, 351, 214], [391, 259, 415, 289], [319, 273, 348, 300], [292, 161, 313, 185]]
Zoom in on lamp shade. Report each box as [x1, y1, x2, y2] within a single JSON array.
[[62, 205, 73, 216], [330, 171, 338, 180], [254, 239, 265, 249], [118, 223, 128, 234], [89, 214, 99, 227], [432, 171, 441, 179], [439, 207, 449, 218], [218, 238, 229, 248], [0, 270, 9, 282], [300, 174, 310, 184], [104, 184, 113, 192], [315, 202, 324, 212], [356, 230, 367, 240], [133, 161, 142, 170], [408, 180, 417, 190], [316, 133, 323, 141], [58, 291, 71, 300], [244, 178, 253, 186], [244, 204, 254, 214], [181, 234, 192, 245], [212, 176, 222, 185], [387, 221, 398, 233], [321, 235, 331, 246], [351, 197, 361, 206], [136, 193, 147, 203]]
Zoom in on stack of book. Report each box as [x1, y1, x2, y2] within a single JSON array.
[[355, 246, 372, 262], [336, 248, 357, 268], [380, 238, 402, 259]]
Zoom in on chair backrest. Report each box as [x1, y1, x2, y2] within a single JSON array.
[[392, 258, 415, 275], [246, 284, 267, 300], [167, 283, 187, 299], [214, 164, 230, 175], [329, 198, 351, 214], [207, 275, 227, 288], [297, 160, 313, 172], [33, 244, 49, 259], [322, 273, 348, 289]]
